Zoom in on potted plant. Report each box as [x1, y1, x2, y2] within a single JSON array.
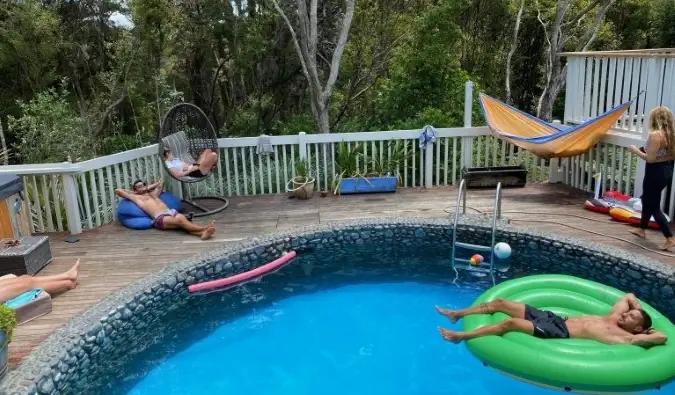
[[288, 159, 315, 199], [0, 305, 17, 379], [333, 140, 411, 195]]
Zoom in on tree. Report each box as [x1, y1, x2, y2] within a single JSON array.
[[270, 0, 356, 134], [535, 0, 617, 121], [505, 0, 525, 104]]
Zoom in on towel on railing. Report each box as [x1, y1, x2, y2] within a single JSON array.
[[256, 134, 275, 155], [419, 125, 436, 149], [4, 288, 42, 309]]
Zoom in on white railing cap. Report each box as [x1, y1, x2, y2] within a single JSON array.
[[0, 162, 82, 175], [559, 48, 675, 58]]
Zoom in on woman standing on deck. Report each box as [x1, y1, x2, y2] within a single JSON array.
[[629, 106, 675, 250]]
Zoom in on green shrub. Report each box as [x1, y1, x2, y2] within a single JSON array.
[[0, 305, 17, 346]]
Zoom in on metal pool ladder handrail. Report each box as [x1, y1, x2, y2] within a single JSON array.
[[451, 180, 502, 280]]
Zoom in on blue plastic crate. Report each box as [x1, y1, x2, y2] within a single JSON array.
[[338, 176, 398, 195]]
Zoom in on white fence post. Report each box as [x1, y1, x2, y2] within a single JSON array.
[[461, 81, 474, 170], [298, 132, 308, 160], [634, 155, 646, 199], [548, 120, 563, 183], [61, 173, 83, 235], [424, 142, 433, 188]]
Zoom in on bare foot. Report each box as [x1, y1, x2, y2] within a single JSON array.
[[64, 259, 80, 289], [438, 327, 464, 344], [661, 238, 675, 251], [436, 305, 461, 323], [201, 225, 216, 240], [66, 259, 80, 282], [630, 228, 646, 239]]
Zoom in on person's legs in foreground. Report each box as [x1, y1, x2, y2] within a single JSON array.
[[159, 213, 216, 240], [631, 168, 675, 250], [196, 149, 218, 175], [0, 259, 80, 304], [436, 298, 534, 343]]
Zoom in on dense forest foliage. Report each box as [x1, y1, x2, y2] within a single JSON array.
[[1, 0, 674, 165]]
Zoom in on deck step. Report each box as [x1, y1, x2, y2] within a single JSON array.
[[455, 242, 492, 253], [453, 258, 492, 272]]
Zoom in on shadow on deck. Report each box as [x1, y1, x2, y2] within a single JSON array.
[[7, 183, 675, 368]]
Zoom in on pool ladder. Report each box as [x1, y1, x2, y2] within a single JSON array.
[[450, 179, 502, 278]]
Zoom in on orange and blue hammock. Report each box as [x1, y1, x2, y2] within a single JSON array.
[[478, 93, 634, 158]]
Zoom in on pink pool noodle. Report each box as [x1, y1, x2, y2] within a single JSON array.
[[188, 251, 297, 293]]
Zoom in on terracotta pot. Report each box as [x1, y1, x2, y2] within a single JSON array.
[[291, 177, 315, 200]]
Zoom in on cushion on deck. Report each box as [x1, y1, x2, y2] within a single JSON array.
[[0, 274, 52, 325], [116, 192, 182, 230]]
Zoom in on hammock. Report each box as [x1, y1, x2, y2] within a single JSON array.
[[478, 93, 634, 158]]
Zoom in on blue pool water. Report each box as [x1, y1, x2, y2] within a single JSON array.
[[115, 280, 667, 395], [90, 249, 674, 395]]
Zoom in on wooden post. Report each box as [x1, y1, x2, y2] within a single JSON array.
[[298, 132, 308, 161], [548, 120, 563, 183], [61, 173, 82, 235], [425, 141, 433, 188], [634, 118, 647, 199], [461, 81, 474, 170]]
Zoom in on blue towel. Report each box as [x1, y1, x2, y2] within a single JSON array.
[[3, 288, 42, 309], [418, 125, 436, 149]]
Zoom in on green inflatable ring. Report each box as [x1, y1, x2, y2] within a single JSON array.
[[463, 274, 675, 394]]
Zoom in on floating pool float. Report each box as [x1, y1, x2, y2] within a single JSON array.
[[584, 173, 633, 214], [463, 274, 675, 394], [609, 206, 669, 230], [188, 251, 297, 293]]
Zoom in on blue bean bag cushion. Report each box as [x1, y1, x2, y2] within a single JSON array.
[[117, 192, 182, 230]]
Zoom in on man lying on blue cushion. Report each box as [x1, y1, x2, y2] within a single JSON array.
[[436, 293, 667, 347], [116, 179, 215, 240]]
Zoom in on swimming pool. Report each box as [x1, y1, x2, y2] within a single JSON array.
[[3, 218, 675, 395]]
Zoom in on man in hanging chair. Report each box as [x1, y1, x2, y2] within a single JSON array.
[[115, 179, 216, 240], [162, 147, 218, 179]]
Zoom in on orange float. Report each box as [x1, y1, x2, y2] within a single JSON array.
[[608, 207, 664, 229]]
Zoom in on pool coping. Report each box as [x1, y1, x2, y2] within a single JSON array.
[[1, 215, 674, 394]]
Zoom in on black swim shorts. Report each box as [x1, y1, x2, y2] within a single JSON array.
[[524, 305, 570, 339]]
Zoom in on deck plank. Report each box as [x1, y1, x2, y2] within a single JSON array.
[[6, 183, 675, 368]]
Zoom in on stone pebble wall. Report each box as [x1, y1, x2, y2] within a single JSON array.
[[1, 216, 673, 395]]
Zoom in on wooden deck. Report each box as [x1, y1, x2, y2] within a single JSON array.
[[7, 183, 675, 368]]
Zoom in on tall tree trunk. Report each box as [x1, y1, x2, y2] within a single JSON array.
[[0, 119, 7, 165], [505, 0, 525, 105], [270, 0, 356, 134], [536, 0, 616, 121]]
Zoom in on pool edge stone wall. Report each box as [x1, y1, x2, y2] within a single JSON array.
[[1, 216, 674, 395]]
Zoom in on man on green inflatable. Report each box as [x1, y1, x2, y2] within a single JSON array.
[[436, 293, 668, 347]]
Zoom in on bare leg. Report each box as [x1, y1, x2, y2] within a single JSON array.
[[0, 259, 80, 303], [161, 215, 216, 240], [438, 318, 534, 344], [197, 149, 218, 175], [436, 298, 526, 323]]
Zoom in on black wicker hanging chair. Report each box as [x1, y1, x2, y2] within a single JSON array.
[[158, 103, 229, 218]]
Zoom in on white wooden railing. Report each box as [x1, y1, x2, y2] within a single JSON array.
[[563, 49, 675, 135], [0, 78, 667, 235], [562, 48, 675, 217]]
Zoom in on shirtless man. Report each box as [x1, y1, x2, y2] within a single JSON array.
[[115, 179, 216, 240], [436, 293, 667, 347], [163, 148, 218, 179]]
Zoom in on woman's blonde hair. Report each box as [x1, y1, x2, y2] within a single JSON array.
[[649, 106, 675, 158]]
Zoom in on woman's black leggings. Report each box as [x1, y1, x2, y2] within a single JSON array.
[[640, 161, 674, 238]]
